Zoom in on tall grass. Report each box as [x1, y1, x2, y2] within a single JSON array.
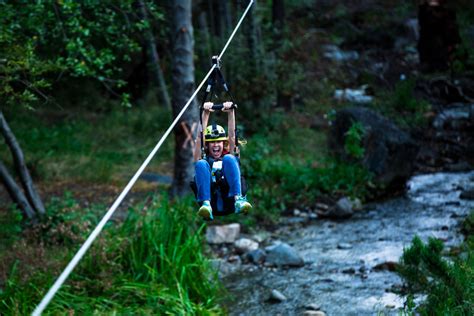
[[0, 196, 223, 315]]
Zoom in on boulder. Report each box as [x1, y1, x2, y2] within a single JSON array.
[[265, 243, 304, 267], [328, 107, 419, 189], [206, 224, 240, 244]]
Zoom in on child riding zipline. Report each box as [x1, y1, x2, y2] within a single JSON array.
[[192, 101, 252, 220]]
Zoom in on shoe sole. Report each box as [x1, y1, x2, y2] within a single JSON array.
[[237, 203, 252, 215], [197, 207, 212, 220]]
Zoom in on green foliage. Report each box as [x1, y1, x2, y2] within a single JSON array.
[[0, 1, 159, 108], [344, 121, 365, 159], [1, 105, 172, 183], [0, 196, 223, 314], [397, 236, 474, 315], [452, 6, 474, 73], [242, 127, 372, 222], [373, 79, 431, 128], [0, 205, 23, 252], [36, 192, 102, 246]]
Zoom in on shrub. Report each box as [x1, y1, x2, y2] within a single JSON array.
[[397, 236, 474, 315]]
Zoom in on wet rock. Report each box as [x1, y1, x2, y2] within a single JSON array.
[[460, 189, 474, 200], [350, 198, 363, 211], [328, 107, 419, 190], [445, 161, 472, 172], [372, 261, 399, 272], [265, 243, 305, 267], [337, 242, 353, 250], [269, 289, 287, 302], [342, 267, 356, 274], [252, 231, 270, 243], [227, 255, 241, 263], [234, 238, 259, 254], [304, 303, 322, 311], [309, 213, 318, 220], [303, 311, 326, 316], [432, 105, 474, 130], [280, 216, 309, 225], [322, 44, 359, 62], [210, 259, 238, 278], [334, 86, 373, 104], [206, 224, 240, 244], [315, 203, 329, 210], [246, 249, 266, 264], [317, 197, 353, 219]]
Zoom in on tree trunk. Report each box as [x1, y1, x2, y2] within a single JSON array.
[[207, 0, 216, 37], [136, 0, 171, 109], [246, 2, 260, 73], [170, 0, 199, 197], [272, 0, 285, 30], [272, 0, 292, 110], [222, 0, 232, 36], [197, 11, 213, 72], [0, 110, 45, 216], [0, 161, 36, 220]]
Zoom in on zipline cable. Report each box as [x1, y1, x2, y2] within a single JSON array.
[[32, 1, 254, 315]]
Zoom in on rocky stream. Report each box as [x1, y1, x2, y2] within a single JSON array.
[[211, 171, 474, 315]]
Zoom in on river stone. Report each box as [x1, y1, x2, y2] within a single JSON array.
[[337, 242, 353, 249], [350, 197, 363, 211], [246, 249, 266, 264], [303, 312, 326, 316], [206, 224, 240, 244], [460, 189, 474, 200], [372, 261, 399, 272], [317, 197, 353, 219], [328, 107, 419, 190], [304, 303, 322, 311], [269, 289, 287, 302], [265, 243, 304, 267], [209, 259, 237, 278], [234, 238, 259, 254]]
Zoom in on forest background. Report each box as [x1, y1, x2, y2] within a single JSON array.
[[0, 0, 473, 314]]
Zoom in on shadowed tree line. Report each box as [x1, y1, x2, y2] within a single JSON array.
[[0, 0, 287, 222]]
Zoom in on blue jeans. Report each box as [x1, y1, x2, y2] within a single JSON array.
[[195, 154, 242, 212]]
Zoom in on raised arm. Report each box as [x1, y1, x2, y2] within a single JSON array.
[[223, 101, 236, 155], [194, 103, 212, 161]]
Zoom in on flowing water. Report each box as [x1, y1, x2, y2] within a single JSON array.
[[224, 171, 474, 315]]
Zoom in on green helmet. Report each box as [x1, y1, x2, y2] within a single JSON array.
[[204, 124, 227, 142]]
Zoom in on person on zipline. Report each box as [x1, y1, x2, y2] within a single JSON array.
[[193, 101, 252, 220]]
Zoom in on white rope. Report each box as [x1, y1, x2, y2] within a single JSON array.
[[32, 1, 254, 315], [219, 0, 254, 60]]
